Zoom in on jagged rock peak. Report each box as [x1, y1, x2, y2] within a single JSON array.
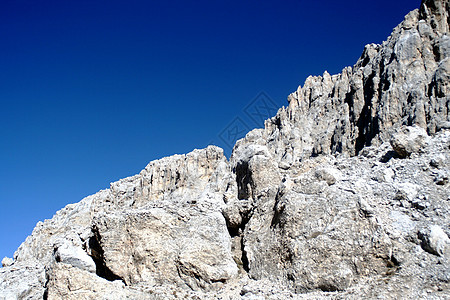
[[237, 0, 449, 165]]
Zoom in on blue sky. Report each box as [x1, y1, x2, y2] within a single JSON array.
[[0, 0, 420, 261]]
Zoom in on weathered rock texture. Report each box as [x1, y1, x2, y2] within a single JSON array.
[[1, 0, 449, 299]]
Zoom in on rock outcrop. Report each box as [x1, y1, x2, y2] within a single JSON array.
[[1, 0, 449, 299]]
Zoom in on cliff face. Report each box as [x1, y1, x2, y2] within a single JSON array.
[[246, 0, 449, 164], [1, 0, 449, 299]]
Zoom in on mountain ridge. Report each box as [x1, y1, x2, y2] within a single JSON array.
[[1, 0, 449, 299]]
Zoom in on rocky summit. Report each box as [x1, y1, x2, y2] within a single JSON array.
[[1, 0, 449, 299]]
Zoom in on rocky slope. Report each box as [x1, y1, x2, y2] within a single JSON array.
[[1, 0, 449, 299]]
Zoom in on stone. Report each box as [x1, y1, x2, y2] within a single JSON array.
[[430, 154, 446, 168], [88, 146, 239, 290], [394, 182, 420, 202], [0, 262, 46, 300], [391, 126, 430, 158], [433, 170, 449, 185], [314, 167, 342, 185], [53, 242, 96, 273], [418, 225, 450, 256], [1, 257, 13, 268], [45, 263, 148, 300]]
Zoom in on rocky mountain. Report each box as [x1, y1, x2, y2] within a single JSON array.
[[1, 0, 449, 299]]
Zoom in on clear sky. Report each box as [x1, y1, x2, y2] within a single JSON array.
[[0, 0, 420, 261]]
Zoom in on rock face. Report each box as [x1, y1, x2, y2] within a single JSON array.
[[255, 0, 449, 164], [231, 131, 450, 298], [1, 0, 449, 299]]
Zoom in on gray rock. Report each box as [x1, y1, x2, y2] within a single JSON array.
[[430, 153, 446, 168], [314, 167, 342, 185], [0, 262, 46, 300], [53, 242, 96, 273], [1, 257, 13, 268], [419, 225, 450, 256], [45, 263, 148, 300], [433, 169, 449, 185], [391, 125, 430, 158]]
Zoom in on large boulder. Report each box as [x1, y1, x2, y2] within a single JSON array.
[[390, 125, 430, 158]]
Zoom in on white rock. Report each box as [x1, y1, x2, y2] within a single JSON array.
[[419, 225, 450, 256], [394, 182, 420, 201], [315, 167, 342, 185], [1, 257, 13, 267], [54, 243, 96, 273], [390, 125, 430, 158]]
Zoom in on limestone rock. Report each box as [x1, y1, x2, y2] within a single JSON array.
[[0, 262, 46, 300], [391, 125, 430, 157], [45, 263, 148, 300], [1, 258, 13, 268], [314, 167, 342, 185], [53, 242, 96, 273], [89, 146, 238, 290], [419, 225, 450, 256], [12, 193, 95, 267], [234, 128, 450, 297], [1, 0, 449, 299], [241, 0, 450, 165]]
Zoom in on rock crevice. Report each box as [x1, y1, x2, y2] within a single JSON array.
[[88, 227, 125, 283]]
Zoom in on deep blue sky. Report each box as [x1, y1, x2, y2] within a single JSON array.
[[1, 0, 420, 261]]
